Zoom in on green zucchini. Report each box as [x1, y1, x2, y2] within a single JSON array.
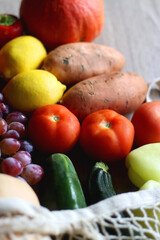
[[39, 153, 87, 210], [87, 162, 116, 205], [87, 162, 140, 237]]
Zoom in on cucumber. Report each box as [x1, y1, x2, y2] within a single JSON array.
[[87, 162, 116, 205], [39, 153, 86, 210]]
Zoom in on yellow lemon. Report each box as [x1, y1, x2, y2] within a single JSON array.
[[0, 35, 47, 79], [2, 69, 66, 113]]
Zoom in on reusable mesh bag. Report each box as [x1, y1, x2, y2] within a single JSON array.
[[0, 187, 160, 240]]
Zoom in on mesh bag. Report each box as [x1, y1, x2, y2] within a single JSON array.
[[1, 187, 160, 240]]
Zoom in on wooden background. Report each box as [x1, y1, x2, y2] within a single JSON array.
[[0, 0, 160, 84]]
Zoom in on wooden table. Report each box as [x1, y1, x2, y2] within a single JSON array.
[[0, 0, 160, 84]]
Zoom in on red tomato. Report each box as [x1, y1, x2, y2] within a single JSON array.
[[79, 109, 134, 162], [131, 101, 160, 146], [27, 104, 80, 154]]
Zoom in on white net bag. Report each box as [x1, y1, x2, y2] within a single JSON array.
[[1, 187, 160, 240]]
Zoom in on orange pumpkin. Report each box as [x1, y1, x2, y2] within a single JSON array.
[[20, 0, 105, 50]]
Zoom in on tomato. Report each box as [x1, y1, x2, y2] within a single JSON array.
[[131, 101, 160, 146], [27, 104, 80, 154], [79, 109, 134, 162]]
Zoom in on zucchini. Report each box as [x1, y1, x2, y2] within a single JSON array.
[[87, 162, 116, 205], [87, 162, 140, 237], [39, 153, 86, 210]]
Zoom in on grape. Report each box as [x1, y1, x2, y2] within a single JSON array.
[[0, 93, 4, 102], [0, 118, 7, 135], [2, 129, 20, 139], [0, 103, 10, 117], [8, 122, 26, 138], [20, 140, 34, 153], [0, 103, 9, 113], [21, 163, 44, 185], [0, 109, 2, 118], [1, 157, 23, 176], [6, 112, 27, 124], [13, 151, 31, 167], [0, 138, 21, 155]]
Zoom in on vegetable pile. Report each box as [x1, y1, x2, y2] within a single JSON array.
[[0, 1, 160, 231]]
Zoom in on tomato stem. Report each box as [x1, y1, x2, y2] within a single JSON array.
[[100, 120, 111, 129], [52, 115, 59, 122], [105, 122, 111, 128]]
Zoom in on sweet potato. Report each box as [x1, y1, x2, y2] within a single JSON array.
[[60, 72, 148, 121], [42, 42, 125, 85]]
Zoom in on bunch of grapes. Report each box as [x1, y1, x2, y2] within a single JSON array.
[[0, 93, 44, 185]]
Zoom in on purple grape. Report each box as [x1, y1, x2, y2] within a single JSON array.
[[0, 103, 10, 117], [0, 93, 4, 102], [2, 129, 20, 139], [13, 151, 31, 167], [0, 118, 7, 135], [1, 157, 23, 177], [8, 122, 26, 138], [0, 109, 3, 118], [0, 138, 21, 155], [20, 140, 34, 153], [6, 112, 27, 124], [21, 163, 44, 185]]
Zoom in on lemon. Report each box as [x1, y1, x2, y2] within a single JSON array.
[[2, 69, 66, 113], [0, 35, 47, 79]]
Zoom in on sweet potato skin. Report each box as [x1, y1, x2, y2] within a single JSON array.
[[60, 72, 148, 121], [42, 42, 125, 85]]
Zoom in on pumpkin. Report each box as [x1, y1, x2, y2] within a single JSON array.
[[20, 0, 105, 50]]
